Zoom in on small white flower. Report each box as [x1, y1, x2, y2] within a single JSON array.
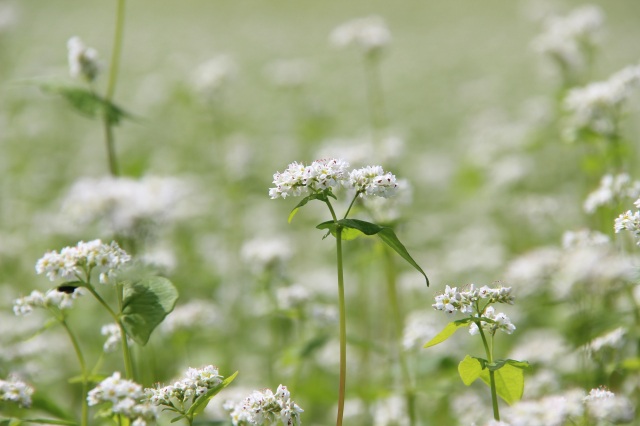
[[225, 384, 303, 426], [192, 55, 237, 95], [584, 174, 640, 213], [0, 375, 34, 407], [615, 210, 640, 244], [13, 287, 84, 316], [145, 365, 224, 407], [330, 16, 391, 54], [584, 388, 635, 423], [348, 165, 398, 198], [67, 36, 100, 82]]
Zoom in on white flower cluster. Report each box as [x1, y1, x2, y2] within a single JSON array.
[[60, 175, 198, 238], [349, 165, 398, 198], [469, 306, 516, 336], [192, 55, 237, 95], [87, 372, 157, 426], [565, 64, 640, 137], [584, 388, 635, 424], [329, 16, 391, 54], [432, 284, 515, 314], [159, 300, 220, 334], [224, 384, 303, 426], [0, 375, 34, 407], [264, 59, 311, 89], [615, 199, 640, 245], [532, 5, 603, 73], [67, 36, 100, 82], [101, 323, 133, 353], [13, 288, 83, 316], [145, 365, 223, 406], [583, 327, 626, 357], [562, 229, 610, 249], [269, 158, 398, 200], [35, 239, 130, 284], [241, 236, 293, 272], [500, 388, 585, 426], [584, 174, 640, 213]]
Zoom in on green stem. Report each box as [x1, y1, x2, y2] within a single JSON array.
[[116, 283, 135, 380], [477, 325, 500, 421], [384, 247, 416, 426], [343, 193, 360, 220], [103, 0, 126, 176], [59, 318, 89, 426], [335, 226, 347, 426]]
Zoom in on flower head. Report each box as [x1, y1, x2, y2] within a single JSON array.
[[0, 375, 34, 407], [67, 36, 100, 82], [348, 165, 398, 198], [269, 158, 349, 199], [225, 384, 303, 426], [145, 365, 224, 407], [13, 287, 84, 316], [88, 372, 157, 425]]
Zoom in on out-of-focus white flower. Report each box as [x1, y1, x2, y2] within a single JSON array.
[[88, 372, 157, 425], [224, 384, 303, 426], [0, 2, 17, 33], [101, 323, 134, 353], [562, 229, 610, 249], [372, 395, 408, 426], [240, 236, 293, 273], [583, 327, 626, 357], [35, 239, 130, 284], [276, 284, 311, 310], [504, 247, 561, 297], [615, 209, 640, 244], [584, 174, 640, 213], [363, 178, 412, 224], [330, 16, 390, 54], [67, 36, 101, 82], [502, 388, 585, 426], [0, 375, 34, 407], [402, 310, 440, 351], [565, 64, 640, 138], [264, 59, 311, 89], [192, 55, 237, 95], [13, 287, 84, 316], [584, 388, 635, 423], [532, 5, 604, 75], [60, 175, 200, 238], [160, 300, 220, 334]]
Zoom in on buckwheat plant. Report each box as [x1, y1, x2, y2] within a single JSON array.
[[424, 284, 528, 422], [13, 239, 178, 426], [0, 375, 34, 408], [270, 158, 428, 426], [224, 384, 303, 426], [145, 365, 237, 425], [615, 198, 640, 245]]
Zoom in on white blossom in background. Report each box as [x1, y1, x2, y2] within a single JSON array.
[[532, 5, 604, 75], [224, 384, 303, 426], [451, 391, 491, 426], [13, 287, 84, 316], [503, 247, 561, 297], [67, 36, 101, 82], [402, 310, 440, 351], [316, 134, 405, 166], [264, 59, 311, 89], [583, 327, 626, 357], [88, 372, 157, 425], [240, 236, 293, 273], [329, 15, 390, 54], [276, 284, 311, 310], [372, 395, 408, 426], [160, 300, 220, 334], [469, 306, 516, 336], [0, 375, 34, 407], [363, 179, 412, 224], [501, 388, 585, 426], [562, 229, 610, 249], [101, 323, 134, 353], [564, 64, 640, 138], [0, 2, 17, 33], [584, 173, 640, 213], [584, 388, 635, 424], [60, 175, 200, 238], [35, 239, 130, 284], [192, 54, 237, 95], [145, 365, 223, 407]]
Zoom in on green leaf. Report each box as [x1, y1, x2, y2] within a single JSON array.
[[288, 190, 336, 223], [458, 355, 483, 386], [504, 359, 531, 370], [170, 416, 186, 424], [30, 394, 75, 422], [120, 276, 179, 345], [479, 363, 525, 405], [187, 371, 239, 416], [424, 319, 471, 348], [316, 218, 429, 285], [40, 84, 132, 125]]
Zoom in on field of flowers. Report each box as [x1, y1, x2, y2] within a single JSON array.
[[2, 0, 640, 425]]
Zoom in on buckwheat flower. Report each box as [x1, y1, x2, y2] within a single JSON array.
[[264, 59, 311, 89], [502, 389, 585, 426], [159, 300, 220, 334], [145, 365, 224, 407], [584, 174, 640, 213], [241, 236, 293, 272], [348, 165, 398, 198], [35, 239, 130, 283], [402, 310, 440, 351], [269, 159, 349, 199], [0, 375, 34, 407], [276, 284, 311, 310], [87, 372, 157, 424], [67, 36, 100, 82], [372, 395, 408, 426], [562, 229, 610, 249], [614, 210, 640, 244], [192, 55, 237, 95], [225, 384, 303, 426], [13, 287, 83, 316], [432, 285, 462, 314], [584, 388, 634, 423], [583, 327, 626, 357], [469, 306, 516, 336], [565, 64, 640, 138], [330, 16, 391, 54], [101, 323, 134, 353]]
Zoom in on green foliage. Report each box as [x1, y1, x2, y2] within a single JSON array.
[[424, 319, 471, 348], [316, 218, 429, 285], [120, 276, 179, 345], [39, 84, 131, 125], [186, 371, 239, 416], [458, 355, 529, 405]]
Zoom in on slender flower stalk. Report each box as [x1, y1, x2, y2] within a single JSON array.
[[103, 0, 127, 176]]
